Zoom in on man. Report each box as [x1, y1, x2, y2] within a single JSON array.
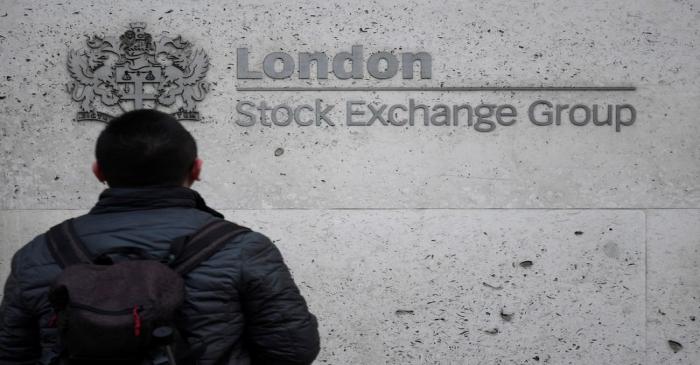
[[0, 109, 320, 364]]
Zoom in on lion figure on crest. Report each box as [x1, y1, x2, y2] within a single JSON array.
[[155, 35, 210, 112], [67, 35, 121, 112]]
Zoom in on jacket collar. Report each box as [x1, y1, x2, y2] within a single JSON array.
[[89, 186, 224, 218]]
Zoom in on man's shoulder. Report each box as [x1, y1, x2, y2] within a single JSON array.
[[8, 214, 277, 284], [212, 225, 275, 259], [10, 230, 59, 289]]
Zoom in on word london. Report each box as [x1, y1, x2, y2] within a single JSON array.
[[237, 45, 431, 79]]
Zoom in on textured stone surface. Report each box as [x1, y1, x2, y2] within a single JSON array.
[[1, 0, 698, 364], [646, 210, 700, 364], [1, 209, 647, 364], [0, 0, 699, 209]]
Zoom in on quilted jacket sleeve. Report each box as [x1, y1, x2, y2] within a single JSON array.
[[0, 255, 41, 365], [240, 234, 320, 365]]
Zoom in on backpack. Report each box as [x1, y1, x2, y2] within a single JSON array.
[[45, 218, 250, 365]]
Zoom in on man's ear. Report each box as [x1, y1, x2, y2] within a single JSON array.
[[188, 158, 203, 185], [92, 161, 106, 184]]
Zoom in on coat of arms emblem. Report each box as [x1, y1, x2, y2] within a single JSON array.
[[67, 23, 209, 122]]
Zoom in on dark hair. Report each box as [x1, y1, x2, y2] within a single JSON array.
[[96, 109, 197, 187]]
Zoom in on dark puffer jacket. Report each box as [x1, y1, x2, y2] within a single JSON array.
[[0, 187, 320, 365]]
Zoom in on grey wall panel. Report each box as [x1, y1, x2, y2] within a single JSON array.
[[0, 0, 698, 363], [646, 210, 700, 364], [0, 209, 646, 364], [0, 0, 699, 209]]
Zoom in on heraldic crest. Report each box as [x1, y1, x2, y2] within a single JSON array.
[[67, 23, 209, 122]]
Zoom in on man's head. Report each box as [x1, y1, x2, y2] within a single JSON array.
[[93, 109, 202, 187]]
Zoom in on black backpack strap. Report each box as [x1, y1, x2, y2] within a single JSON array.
[[46, 219, 93, 268], [169, 220, 250, 275]]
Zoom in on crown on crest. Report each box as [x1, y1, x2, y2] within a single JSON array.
[[129, 22, 147, 31]]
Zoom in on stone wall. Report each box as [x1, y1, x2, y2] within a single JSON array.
[[0, 0, 698, 363]]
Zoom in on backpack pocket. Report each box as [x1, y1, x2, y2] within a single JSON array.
[[58, 302, 155, 358]]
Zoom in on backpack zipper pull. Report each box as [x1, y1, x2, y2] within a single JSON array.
[[132, 305, 142, 337], [48, 313, 58, 328]]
